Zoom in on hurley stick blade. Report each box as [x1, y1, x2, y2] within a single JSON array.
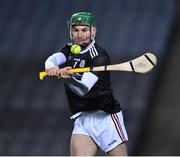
[[130, 52, 157, 73]]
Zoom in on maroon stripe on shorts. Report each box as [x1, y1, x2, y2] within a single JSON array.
[[111, 114, 124, 141], [113, 114, 126, 141]]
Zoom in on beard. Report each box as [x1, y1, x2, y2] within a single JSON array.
[[73, 39, 91, 49], [80, 42, 89, 48]]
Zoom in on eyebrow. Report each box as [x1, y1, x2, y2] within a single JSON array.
[[72, 27, 90, 31]]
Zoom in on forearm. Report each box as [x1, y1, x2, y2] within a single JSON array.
[[64, 72, 98, 96]]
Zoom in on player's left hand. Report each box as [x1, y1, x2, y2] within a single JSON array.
[[57, 66, 73, 79]]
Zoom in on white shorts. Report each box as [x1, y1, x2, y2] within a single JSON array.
[[72, 110, 128, 153]]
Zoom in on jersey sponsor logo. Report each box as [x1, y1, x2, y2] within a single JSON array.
[[89, 45, 98, 58], [74, 58, 81, 62]]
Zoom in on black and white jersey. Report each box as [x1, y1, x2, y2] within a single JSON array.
[[59, 41, 121, 114]]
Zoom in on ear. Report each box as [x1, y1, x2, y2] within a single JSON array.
[[91, 27, 97, 39]]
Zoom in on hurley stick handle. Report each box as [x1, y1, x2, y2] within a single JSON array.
[[39, 67, 91, 80]]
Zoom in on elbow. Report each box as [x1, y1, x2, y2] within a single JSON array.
[[45, 59, 55, 70], [65, 77, 92, 97], [76, 87, 89, 97]]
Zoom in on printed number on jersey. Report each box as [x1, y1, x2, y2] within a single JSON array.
[[73, 59, 86, 68]]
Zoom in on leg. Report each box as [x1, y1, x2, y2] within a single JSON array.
[[107, 142, 128, 156], [70, 134, 98, 156]]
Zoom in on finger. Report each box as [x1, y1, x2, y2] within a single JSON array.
[[55, 69, 60, 76], [47, 67, 59, 76], [61, 70, 70, 78], [48, 71, 54, 76], [57, 68, 72, 78], [66, 67, 73, 75]]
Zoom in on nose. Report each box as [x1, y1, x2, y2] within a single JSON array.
[[76, 31, 84, 42], [77, 31, 83, 38]]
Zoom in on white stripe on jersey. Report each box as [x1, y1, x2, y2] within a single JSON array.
[[90, 48, 96, 58], [92, 45, 98, 56], [90, 46, 98, 58], [89, 48, 94, 58], [80, 40, 95, 54]]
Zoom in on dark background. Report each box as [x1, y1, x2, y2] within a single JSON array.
[[0, 0, 179, 155]]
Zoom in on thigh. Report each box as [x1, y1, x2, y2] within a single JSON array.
[[107, 142, 128, 156], [70, 134, 98, 156]]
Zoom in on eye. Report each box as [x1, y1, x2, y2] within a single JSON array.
[[82, 28, 89, 32], [82, 29, 87, 32], [73, 28, 79, 32]]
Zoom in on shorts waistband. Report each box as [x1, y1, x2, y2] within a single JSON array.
[[70, 110, 107, 119]]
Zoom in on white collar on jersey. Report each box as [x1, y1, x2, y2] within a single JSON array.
[[79, 40, 96, 54]]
